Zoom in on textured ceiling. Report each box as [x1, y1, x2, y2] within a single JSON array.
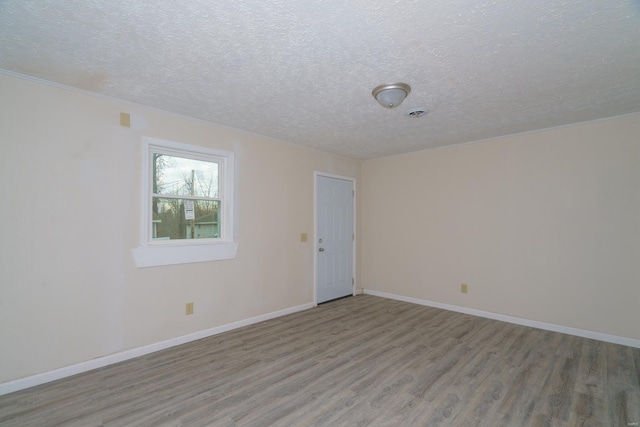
[[1, 1, 639, 159]]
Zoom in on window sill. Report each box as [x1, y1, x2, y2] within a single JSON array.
[[132, 242, 238, 267]]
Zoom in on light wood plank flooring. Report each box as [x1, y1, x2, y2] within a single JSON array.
[[1, 295, 639, 426]]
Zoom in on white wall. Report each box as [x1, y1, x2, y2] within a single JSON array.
[[362, 114, 640, 341], [0, 73, 361, 384]]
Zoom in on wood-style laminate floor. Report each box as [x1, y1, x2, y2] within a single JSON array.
[[1, 295, 639, 426]]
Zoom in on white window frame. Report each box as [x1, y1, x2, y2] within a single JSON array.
[[132, 137, 238, 267]]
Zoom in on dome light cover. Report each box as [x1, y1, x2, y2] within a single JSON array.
[[372, 83, 411, 109]]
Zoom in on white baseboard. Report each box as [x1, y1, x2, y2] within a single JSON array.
[[0, 302, 314, 396], [364, 289, 640, 349]]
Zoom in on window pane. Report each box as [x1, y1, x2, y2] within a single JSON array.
[[152, 197, 221, 240], [153, 154, 219, 198]]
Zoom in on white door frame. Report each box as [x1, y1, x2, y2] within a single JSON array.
[[313, 171, 357, 305]]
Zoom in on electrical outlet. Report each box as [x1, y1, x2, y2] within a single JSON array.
[[186, 302, 194, 315], [461, 284, 468, 294]]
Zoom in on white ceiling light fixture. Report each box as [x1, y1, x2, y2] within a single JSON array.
[[372, 83, 411, 109]]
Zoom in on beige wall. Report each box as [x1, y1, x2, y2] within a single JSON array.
[[362, 113, 640, 340], [0, 74, 361, 383], [2, 70, 638, 386]]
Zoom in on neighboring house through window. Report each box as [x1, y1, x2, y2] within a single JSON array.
[[132, 137, 237, 267]]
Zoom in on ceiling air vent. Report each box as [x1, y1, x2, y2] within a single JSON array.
[[405, 107, 429, 118]]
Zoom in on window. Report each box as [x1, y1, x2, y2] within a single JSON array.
[[132, 137, 237, 267], [152, 153, 221, 241]]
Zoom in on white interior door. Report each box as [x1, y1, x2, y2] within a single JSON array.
[[316, 175, 354, 303]]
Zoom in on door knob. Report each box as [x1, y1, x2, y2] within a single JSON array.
[[318, 247, 325, 252]]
